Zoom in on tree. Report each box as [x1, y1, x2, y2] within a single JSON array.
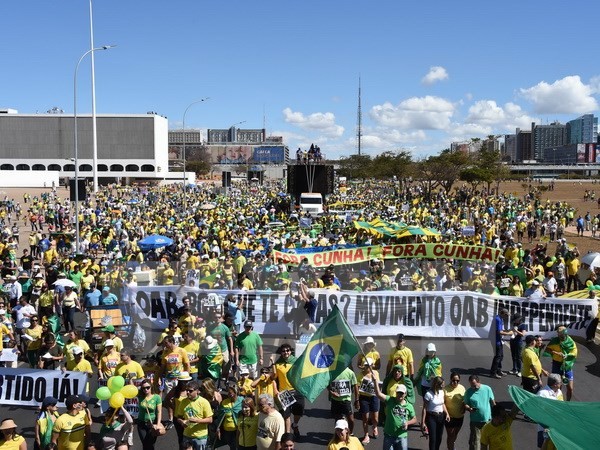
[[337, 154, 372, 179]]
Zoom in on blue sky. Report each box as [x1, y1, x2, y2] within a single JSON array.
[[2, 1, 599, 159]]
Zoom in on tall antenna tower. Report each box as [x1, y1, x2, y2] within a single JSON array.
[[356, 76, 362, 155]]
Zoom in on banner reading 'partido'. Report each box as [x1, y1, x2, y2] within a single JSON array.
[[0, 368, 88, 407], [125, 286, 596, 339], [272, 243, 503, 267]]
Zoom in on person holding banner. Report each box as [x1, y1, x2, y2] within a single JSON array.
[[490, 309, 511, 379], [0, 418, 26, 450]]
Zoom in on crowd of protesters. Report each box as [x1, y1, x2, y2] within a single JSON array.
[[0, 178, 596, 449]]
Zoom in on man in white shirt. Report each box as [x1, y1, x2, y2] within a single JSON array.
[[13, 296, 36, 355], [543, 271, 558, 297]]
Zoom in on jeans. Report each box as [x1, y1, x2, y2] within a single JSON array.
[[383, 433, 408, 450], [182, 437, 207, 450], [509, 339, 523, 371], [490, 343, 504, 375], [137, 422, 158, 450], [425, 412, 445, 450]]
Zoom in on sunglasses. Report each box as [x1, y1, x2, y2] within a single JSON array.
[[451, 379, 460, 382], [141, 386, 151, 390], [186, 389, 196, 392]]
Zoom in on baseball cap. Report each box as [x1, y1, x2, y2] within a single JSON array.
[[335, 419, 349, 430], [42, 396, 58, 409], [103, 339, 115, 348], [396, 384, 407, 394], [397, 333, 406, 341], [244, 320, 253, 328], [532, 280, 540, 286], [65, 395, 83, 409], [239, 367, 250, 375], [102, 325, 115, 333], [102, 286, 111, 292], [427, 343, 436, 353], [363, 336, 376, 346], [72, 346, 83, 356]]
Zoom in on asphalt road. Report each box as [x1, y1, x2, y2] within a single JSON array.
[[3, 335, 600, 449]]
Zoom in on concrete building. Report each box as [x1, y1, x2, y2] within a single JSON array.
[[531, 121, 566, 161], [0, 111, 180, 187], [516, 128, 533, 162]]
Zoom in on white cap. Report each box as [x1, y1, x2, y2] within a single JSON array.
[[335, 419, 349, 430], [72, 346, 83, 355], [363, 336, 376, 347], [396, 384, 407, 393], [427, 343, 436, 353], [103, 339, 115, 347]]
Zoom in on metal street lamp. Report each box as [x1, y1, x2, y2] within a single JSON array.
[[74, 45, 114, 254], [182, 97, 210, 211]]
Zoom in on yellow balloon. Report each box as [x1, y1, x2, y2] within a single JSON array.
[[109, 392, 125, 409], [121, 384, 139, 399]]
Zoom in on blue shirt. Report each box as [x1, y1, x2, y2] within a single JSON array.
[[101, 293, 118, 306], [464, 384, 495, 422], [494, 315, 504, 345], [84, 289, 101, 307]]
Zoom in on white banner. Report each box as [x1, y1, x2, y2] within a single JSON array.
[[0, 368, 88, 407], [125, 286, 597, 339]]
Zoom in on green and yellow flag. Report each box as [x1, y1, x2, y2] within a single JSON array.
[[288, 305, 361, 402]]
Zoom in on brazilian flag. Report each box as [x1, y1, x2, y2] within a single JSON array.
[[197, 271, 221, 289], [288, 305, 360, 402]]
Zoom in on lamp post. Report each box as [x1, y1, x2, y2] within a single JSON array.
[[74, 45, 114, 254], [88, 0, 100, 194], [182, 97, 210, 212]]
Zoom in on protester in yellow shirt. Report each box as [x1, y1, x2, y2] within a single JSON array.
[[480, 404, 519, 450], [115, 348, 145, 380], [52, 395, 90, 450], [178, 380, 213, 448]]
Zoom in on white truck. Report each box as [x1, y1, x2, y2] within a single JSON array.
[[299, 192, 324, 214]]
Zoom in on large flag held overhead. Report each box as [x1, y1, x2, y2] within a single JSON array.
[[509, 385, 600, 450], [288, 305, 361, 402]]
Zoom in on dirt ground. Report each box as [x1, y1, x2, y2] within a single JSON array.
[[4, 179, 600, 256]]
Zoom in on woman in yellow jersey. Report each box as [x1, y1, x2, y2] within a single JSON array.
[[237, 397, 258, 450]]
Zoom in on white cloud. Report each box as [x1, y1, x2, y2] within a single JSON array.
[[520, 75, 598, 114], [282, 107, 344, 137], [589, 75, 600, 94], [422, 66, 449, 85], [370, 96, 455, 130], [464, 100, 533, 134]]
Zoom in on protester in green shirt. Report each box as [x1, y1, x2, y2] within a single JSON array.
[[374, 373, 417, 450], [137, 379, 162, 450]]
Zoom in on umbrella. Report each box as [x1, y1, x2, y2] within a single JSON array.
[[53, 279, 76, 288], [199, 203, 217, 210], [581, 252, 600, 268], [138, 234, 173, 251]]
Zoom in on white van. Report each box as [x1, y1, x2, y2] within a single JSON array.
[[299, 192, 324, 214]]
